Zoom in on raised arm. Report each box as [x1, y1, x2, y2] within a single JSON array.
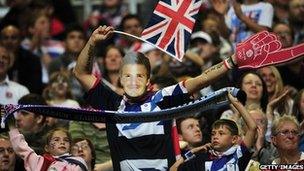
[[73, 26, 114, 91], [184, 56, 235, 94], [232, 1, 271, 33], [266, 89, 290, 122], [228, 93, 257, 148], [7, 117, 45, 171]]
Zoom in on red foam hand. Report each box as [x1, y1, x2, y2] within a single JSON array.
[[235, 31, 304, 69]]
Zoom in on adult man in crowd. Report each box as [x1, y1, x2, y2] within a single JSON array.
[[177, 117, 203, 150], [0, 24, 43, 94], [15, 94, 51, 154], [0, 44, 29, 105]]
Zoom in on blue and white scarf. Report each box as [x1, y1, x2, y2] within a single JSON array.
[[206, 145, 243, 171]]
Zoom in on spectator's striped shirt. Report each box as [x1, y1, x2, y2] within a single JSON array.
[[85, 79, 191, 171]]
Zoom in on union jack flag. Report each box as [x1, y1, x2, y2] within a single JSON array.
[[141, 0, 203, 61]]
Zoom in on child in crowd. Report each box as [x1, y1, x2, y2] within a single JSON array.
[[44, 71, 80, 108], [7, 117, 88, 171], [43, 71, 80, 128]]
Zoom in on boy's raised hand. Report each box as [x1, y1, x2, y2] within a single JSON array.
[[227, 93, 243, 108], [89, 25, 114, 46], [228, 93, 257, 148]]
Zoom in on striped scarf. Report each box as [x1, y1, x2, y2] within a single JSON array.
[[207, 145, 240, 171]]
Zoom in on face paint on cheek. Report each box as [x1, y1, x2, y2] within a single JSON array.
[[49, 142, 56, 150]]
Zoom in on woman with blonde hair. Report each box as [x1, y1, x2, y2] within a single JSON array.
[[257, 66, 294, 116], [258, 66, 283, 100]]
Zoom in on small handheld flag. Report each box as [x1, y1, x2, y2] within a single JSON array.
[[141, 0, 203, 61]]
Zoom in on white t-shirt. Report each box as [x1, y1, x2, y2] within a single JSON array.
[[49, 99, 80, 108], [0, 76, 30, 105], [226, 2, 274, 46]]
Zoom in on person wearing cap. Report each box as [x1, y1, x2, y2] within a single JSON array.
[[167, 31, 215, 81], [190, 31, 218, 71], [201, 17, 233, 60]]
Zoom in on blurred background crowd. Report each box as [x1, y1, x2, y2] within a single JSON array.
[[0, 0, 304, 170]]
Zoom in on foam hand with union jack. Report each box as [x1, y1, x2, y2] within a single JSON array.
[[141, 0, 203, 62]]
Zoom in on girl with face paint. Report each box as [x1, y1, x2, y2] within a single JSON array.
[[7, 117, 88, 171]]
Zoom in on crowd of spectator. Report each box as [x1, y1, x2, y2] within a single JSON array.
[[1, 0, 304, 170]]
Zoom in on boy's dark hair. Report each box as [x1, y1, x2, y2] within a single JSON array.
[[121, 52, 151, 79], [63, 24, 85, 40], [72, 138, 96, 170], [212, 119, 239, 136]]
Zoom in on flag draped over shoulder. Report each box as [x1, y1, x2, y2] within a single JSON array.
[[141, 0, 203, 61]]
